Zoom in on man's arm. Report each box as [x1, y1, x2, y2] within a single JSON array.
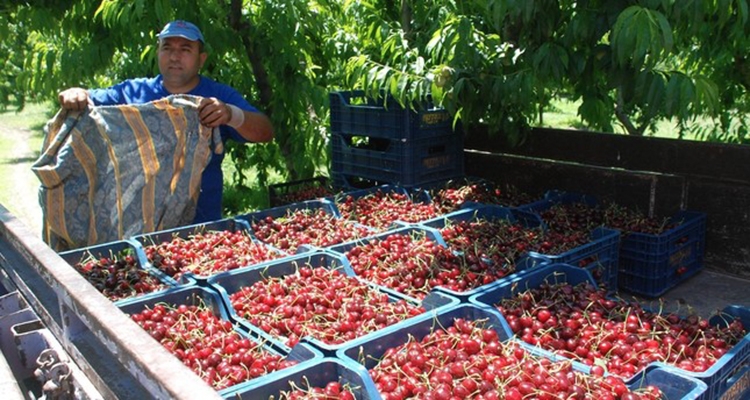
[[197, 97, 274, 142]]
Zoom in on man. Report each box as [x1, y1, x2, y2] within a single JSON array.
[[58, 20, 273, 223]]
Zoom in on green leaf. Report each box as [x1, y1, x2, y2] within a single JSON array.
[[654, 12, 673, 54], [664, 73, 681, 116], [694, 75, 719, 115]]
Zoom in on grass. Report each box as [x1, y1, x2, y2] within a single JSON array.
[[0, 102, 50, 235], [0, 103, 49, 211], [0, 102, 52, 131], [535, 98, 714, 141]]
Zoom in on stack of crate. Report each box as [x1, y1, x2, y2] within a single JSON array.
[[329, 91, 464, 190]]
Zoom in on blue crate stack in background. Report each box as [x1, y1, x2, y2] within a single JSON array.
[[328, 90, 464, 190]]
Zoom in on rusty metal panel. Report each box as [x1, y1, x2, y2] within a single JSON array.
[[0, 206, 222, 400]]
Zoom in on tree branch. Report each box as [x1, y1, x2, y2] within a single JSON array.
[[228, 0, 273, 116], [615, 90, 645, 136]]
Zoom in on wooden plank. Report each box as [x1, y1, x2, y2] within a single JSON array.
[[465, 127, 750, 183], [465, 150, 750, 278], [465, 150, 686, 216], [686, 177, 750, 279]]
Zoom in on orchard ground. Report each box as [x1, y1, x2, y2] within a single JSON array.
[[0, 103, 47, 236]]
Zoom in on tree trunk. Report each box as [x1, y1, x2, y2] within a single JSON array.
[[401, 0, 412, 39], [227, 0, 297, 179], [615, 90, 646, 136], [228, 0, 273, 115]]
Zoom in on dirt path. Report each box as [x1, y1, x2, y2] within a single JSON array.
[[0, 124, 44, 235]]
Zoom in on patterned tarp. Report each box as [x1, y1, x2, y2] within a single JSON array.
[[32, 95, 222, 251]]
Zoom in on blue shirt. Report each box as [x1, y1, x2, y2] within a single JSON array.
[[88, 75, 258, 224]]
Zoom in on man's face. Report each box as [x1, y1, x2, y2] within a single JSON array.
[[157, 36, 206, 92]]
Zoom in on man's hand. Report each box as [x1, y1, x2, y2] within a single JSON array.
[[58, 88, 91, 111], [197, 97, 232, 128], [197, 96, 274, 143]]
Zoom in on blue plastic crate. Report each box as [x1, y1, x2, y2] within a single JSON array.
[[117, 285, 323, 397], [268, 176, 337, 207], [718, 364, 750, 400], [327, 226, 450, 301], [647, 305, 750, 400], [223, 357, 380, 400], [419, 205, 557, 287], [206, 250, 457, 357], [118, 284, 234, 322], [335, 302, 705, 399], [336, 303, 513, 369], [519, 192, 707, 258], [619, 236, 703, 279], [628, 366, 708, 400], [619, 211, 706, 297], [530, 226, 621, 291], [237, 199, 375, 253], [468, 263, 600, 362], [58, 239, 183, 305], [618, 244, 704, 297], [130, 217, 285, 282], [620, 210, 707, 255], [131, 217, 252, 247], [329, 90, 453, 141], [330, 131, 464, 188], [517, 190, 707, 293], [469, 264, 748, 400], [328, 224, 545, 303], [469, 263, 599, 306], [617, 211, 706, 296], [329, 185, 437, 231]]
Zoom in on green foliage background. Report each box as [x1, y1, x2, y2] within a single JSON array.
[[3, 0, 750, 215]]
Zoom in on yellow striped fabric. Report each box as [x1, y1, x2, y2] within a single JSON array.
[[32, 95, 220, 251]]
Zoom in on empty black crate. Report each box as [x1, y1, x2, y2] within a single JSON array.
[[330, 132, 464, 189], [329, 90, 453, 140]]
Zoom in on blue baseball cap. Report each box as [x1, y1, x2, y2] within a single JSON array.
[[157, 20, 204, 43]]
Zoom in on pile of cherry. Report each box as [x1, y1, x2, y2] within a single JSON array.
[[250, 208, 373, 252], [492, 280, 747, 379], [438, 218, 591, 264], [367, 317, 664, 400], [72, 251, 167, 302], [344, 231, 522, 300], [342, 214, 599, 300], [129, 302, 298, 391], [142, 229, 284, 281], [227, 265, 425, 348], [335, 190, 440, 231], [273, 183, 337, 206], [278, 381, 355, 400], [535, 200, 680, 237], [97, 182, 730, 398], [428, 179, 537, 214]]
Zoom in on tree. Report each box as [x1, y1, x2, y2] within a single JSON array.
[[3, 1, 749, 215], [345, 0, 750, 143], [5, 0, 351, 213]]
